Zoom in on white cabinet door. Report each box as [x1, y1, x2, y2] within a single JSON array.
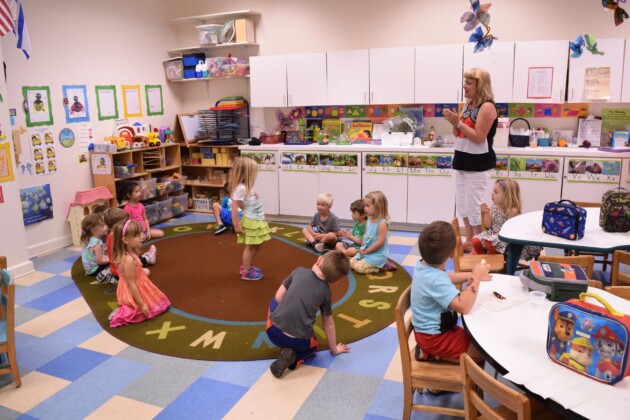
[[464, 42, 515, 103], [250, 55, 287, 107], [362, 153, 408, 223], [513, 41, 568, 103], [286, 52, 327, 106], [568, 38, 624, 103], [407, 153, 455, 224], [327, 49, 370, 105], [620, 39, 630, 102], [370, 47, 415, 105], [415, 44, 462, 104], [241, 151, 279, 215], [319, 152, 362, 220], [279, 151, 319, 217]]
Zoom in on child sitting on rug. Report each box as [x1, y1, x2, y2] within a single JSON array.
[[103, 208, 156, 282], [212, 182, 242, 235], [302, 192, 340, 253], [266, 250, 351, 378], [120, 182, 164, 242], [349, 191, 391, 274], [81, 213, 115, 284], [335, 198, 367, 258], [109, 220, 170, 327], [411, 221, 490, 363], [230, 157, 271, 281]]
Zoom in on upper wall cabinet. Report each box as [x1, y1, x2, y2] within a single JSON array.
[[250, 55, 287, 107], [463, 42, 515, 103], [286, 52, 328, 106], [568, 38, 625, 103], [327, 49, 370, 105], [513, 40, 568, 103], [370, 47, 415, 104], [415, 44, 462, 104], [620, 39, 630, 102]]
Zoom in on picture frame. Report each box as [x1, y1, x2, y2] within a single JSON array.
[[62, 84, 90, 123], [0, 142, 15, 182], [145, 84, 164, 116], [122, 84, 142, 118], [23, 85, 54, 127], [95, 85, 119, 121]]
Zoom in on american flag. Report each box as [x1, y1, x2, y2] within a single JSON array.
[[0, 0, 14, 36]]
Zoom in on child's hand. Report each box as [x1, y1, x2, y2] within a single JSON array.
[[313, 233, 323, 241], [331, 343, 350, 355], [234, 225, 243, 234], [472, 261, 492, 281], [480, 203, 490, 214], [140, 303, 149, 316], [338, 229, 349, 238]]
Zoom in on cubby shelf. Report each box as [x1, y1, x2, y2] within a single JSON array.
[[168, 42, 259, 56]]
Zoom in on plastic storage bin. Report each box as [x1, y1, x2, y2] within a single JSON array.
[[145, 202, 159, 225], [169, 175, 187, 192], [156, 180, 170, 196], [158, 198, 173, 220], [114, 164, 137, 179], [194, 198, 211, 211], [171, 193, 189, 216], [163, 58, 183, 81], [138, 178, 157, 200], [196, 24, 223, 45]]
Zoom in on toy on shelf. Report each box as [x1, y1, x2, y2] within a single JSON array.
[[105, 136, 131, 151], [147, 131, 162, 147]]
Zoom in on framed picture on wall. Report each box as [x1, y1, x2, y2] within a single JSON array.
[[23, 85, 54, 127], [145, 84, 164, 116], [122, 84, 142, 118], [62, 84, 90, 123], [95, 85, 119, 121], [0, 142, 15, 182]]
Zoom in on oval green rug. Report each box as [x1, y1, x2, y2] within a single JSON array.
[[71, 222, 412, 361]]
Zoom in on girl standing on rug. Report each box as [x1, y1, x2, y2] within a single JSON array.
[[229, 157, 271, 281], [120, 182, 164, 241], [349, 191, 391, 274], [109, 220, 170, 327]]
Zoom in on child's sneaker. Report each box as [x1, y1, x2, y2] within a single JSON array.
[[240, 265, 262, 274], [214, 224, 228, 235], [414, 345, 438, 362], [142, 245, 157, 265], [241, 267, 263, 281], [270, 347, 297, 378], [314, 242, 325, 253]]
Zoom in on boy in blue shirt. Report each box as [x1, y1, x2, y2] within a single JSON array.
[[212, 183, 242, 235], [411, 221, 490, 363]]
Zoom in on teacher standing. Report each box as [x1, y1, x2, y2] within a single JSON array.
[[443, 68, 498, 252]]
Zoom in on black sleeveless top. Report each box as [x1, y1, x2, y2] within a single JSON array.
[[452, 101, 498, 172]]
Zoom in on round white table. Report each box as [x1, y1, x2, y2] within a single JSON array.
[[463, 274, 630, 420], [498, 208, 630, 274]]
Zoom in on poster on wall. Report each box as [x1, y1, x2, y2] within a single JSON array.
[[145, 84, 163, 116], [527, 67, 553, 99], [95, 85, 118, 121], [0, 142, 15, 182], [76, 123, 94, 151], [62, 84, 90, 123], [28, 127, 58, 176], [23, 85, 54, 127], [20, 184, 54, 226], [90, 153, 111, 175], [122, 84, 142, 118]]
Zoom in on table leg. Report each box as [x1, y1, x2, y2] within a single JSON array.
[[506, 244, 524, 275]]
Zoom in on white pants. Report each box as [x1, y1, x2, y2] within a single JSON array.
[[455, 169, 492, 226]]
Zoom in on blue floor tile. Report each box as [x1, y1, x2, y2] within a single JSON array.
[[15, 275, 74, 306], [203, 359, 270, 388], [155, 377, 247, 419], [38, 347, 110, 381], [21, 284, 81, 312], [34, 259, 76, 275], [367, 379, 404, 419], [328, 327, 398, 377], [389, 244, 414, 255]]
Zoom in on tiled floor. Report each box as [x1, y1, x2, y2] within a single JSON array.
[[2, 213, 493, 419]]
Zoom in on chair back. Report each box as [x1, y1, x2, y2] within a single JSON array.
[[605, 286, 630, 300], [0, 256, 6, 270], [395, 286, 414, 386], [0, 268, 13, 324], [460, 353, 530, 420], [573, 201, 600, 209], [612, 250, 630, 286], [451, 218, 505, 273], [451, 218, 465, 265], [0, 268, 20, 387], [537, 255, 595, 278]]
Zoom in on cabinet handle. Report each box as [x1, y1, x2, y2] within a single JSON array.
[[364, 92, 367, 103], [571, 88, 574, 101], [371, 92, 374, 103], [560, 89, 564, 102], [283, 94, 286, 106], [289, 94, 292, 106], [457, 89, 460, 102]]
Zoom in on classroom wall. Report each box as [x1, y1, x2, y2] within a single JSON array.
[[0, 0, 180, 265], [1, 0, 629, 271]]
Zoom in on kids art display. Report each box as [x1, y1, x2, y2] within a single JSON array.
[[62, 84, 90, 124], [23, 86, 53, 127], [460, 0, 497, 53], [20, 184, 54, 226], [569, 34, 605, 58], [28, 127, 58, 176], [602, 0, 629, 26]]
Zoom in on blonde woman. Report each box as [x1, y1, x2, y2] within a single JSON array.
[[443, 68, 498, 253], [229, 157, 271, 281]]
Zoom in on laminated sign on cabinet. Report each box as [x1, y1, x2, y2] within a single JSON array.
[[562, 158, 622, 202], [508, 155, 563, 213]]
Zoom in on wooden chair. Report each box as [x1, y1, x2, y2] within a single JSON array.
[[565, 201, 613, 271], [0, 268, 21, 387], [460, 353, 561, 419], [451, 218, 504, 273], [0, 256, 6, 270], [605, 286, 630, 300], [611, 250, 630, 286], [395, 286, 464, 419], [537, 255, 595, 278]]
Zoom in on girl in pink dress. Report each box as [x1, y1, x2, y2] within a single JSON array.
[[109, 220, 170, 327]]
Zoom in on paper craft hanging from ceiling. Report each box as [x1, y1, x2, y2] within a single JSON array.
[[460, 0, 497, 53]]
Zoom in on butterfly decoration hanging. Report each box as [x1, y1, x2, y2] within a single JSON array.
[[569, 34, 605, 58], [460, 0, 497, 53], [602, 0, 629, 26]]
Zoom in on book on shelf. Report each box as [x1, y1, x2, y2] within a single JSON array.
[[347, 121, 373, 144]]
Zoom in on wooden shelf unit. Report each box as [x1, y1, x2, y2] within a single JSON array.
[[92, 144, 182, 208]]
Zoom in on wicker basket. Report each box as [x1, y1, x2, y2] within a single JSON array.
[[509, 118, 531, 147]]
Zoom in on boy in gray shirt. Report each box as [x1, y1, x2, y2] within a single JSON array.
[[302, 192, 340, 253]]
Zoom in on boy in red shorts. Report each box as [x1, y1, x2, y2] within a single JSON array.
[[411, 221, 490, 363]]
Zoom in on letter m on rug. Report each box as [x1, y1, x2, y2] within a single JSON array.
[[190, 330, 227, 349]]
